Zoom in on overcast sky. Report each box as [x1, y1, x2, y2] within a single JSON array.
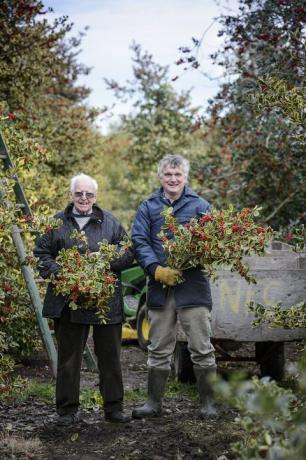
[[46, 0, 239, 132]]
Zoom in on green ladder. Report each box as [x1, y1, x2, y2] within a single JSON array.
[[0, 131, 97, 376]]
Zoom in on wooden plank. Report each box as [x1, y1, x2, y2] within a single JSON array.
[[177, 246, 306, 343], [210, 268, 306, 341]]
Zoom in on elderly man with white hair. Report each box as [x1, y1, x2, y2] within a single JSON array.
[[34, 173, 134, 425]]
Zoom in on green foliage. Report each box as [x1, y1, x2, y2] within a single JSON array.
[[120, 382, 196, 402], [49, 230, 120, 322], [0, 375, 29, 403], [79, 388, 103, 410], [253, 77, 305, 128], [0, 331, 15, 388], [275, 224, 306, 253], [106, 43, 198, 164], [165, 380, 197, 399], [0, 282, 41, 357], [1, 378, 196, 408], [1, 379, 96, 407], [105, 43, 206, 214], [159, 205, 273, 283], [249, 300, 306, 330], [192, 0, 305, 230], [22, 381, 55, 403], [0, 129, 43, 363], [190, 7, 306, 456], [215, 360, 306, 459], [0, 117, 54, 376], [0, 0, 104, 175], [0, 0, 106, 387]]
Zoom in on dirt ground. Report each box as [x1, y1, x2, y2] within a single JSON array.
[[0, 342, 300, 460]]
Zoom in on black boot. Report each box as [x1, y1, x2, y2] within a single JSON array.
[[132, 367, 169, 419], [194, 366, 218, 418], [104, 410, 130, 423]]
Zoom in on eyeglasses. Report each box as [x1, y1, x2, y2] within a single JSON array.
[[163, 173, 184, 179], [74, 191, 96, 199]]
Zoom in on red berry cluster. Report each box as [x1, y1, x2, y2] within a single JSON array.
[[49, 231, 119, 322], [159, 205, 273, 283]]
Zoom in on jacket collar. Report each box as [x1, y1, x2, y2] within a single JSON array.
[[148, 186, 200, 214], [64, 203, 104, 222]]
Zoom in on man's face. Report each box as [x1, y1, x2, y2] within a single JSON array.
[[71, 179, 97, 214], [160, 165, 187, 200]]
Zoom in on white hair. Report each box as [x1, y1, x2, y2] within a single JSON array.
[[157, 154, 190, 178], [70, 173, 98, 193]]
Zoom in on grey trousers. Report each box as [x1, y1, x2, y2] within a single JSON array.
[[147, 288, 216, 370]]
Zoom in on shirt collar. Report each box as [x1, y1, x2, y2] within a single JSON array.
[[72, 206, 93, 216]]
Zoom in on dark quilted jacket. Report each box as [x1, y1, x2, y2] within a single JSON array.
[[34, 203, 134, 324]]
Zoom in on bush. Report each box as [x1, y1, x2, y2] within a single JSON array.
[[215, 357, 306, 459]]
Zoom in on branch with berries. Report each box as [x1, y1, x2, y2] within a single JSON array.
[[49, 230, 124, 322], [158, 205, 273, 284], [282, 225, 305, 253]]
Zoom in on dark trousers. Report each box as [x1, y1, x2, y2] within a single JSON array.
[[54, 308, 124, 415]]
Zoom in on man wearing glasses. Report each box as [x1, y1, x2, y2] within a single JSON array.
[[34, 173, 134, 425]]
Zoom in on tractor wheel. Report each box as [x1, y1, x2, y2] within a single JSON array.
[[255, 341, 285, 381], [173, 342, 196, 383], [137, 304, 150, 351]]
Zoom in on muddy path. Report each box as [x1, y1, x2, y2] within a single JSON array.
[[1, 342, 300, 459], [0, 344, 242, 460]]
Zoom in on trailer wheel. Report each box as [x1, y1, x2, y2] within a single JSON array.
[[137, 304, 150, 351], [256, 341, 285, 381], [173, 342, 196, 383]]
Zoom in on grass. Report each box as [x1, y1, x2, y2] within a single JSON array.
[[166, 380, 197, 399], [26, 380, 55, 401], [80, 387, 103, 409], [0, 379, 55, 404], [0, 376, 53, 404], [125, 387, 147, 401], [1, 376, 198, 409], [125, 379, 197, 402], [77, 381, 197, 408]]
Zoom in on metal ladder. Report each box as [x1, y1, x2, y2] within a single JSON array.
[[0, 131, 97, 376]]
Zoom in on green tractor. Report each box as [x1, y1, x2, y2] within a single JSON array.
[[121, 265, 149, 350]]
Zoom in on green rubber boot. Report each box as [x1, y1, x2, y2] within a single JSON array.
[[132, 367, 169, 419], [194, 366, 218, 418]]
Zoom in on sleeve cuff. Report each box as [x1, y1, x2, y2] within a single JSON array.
[[146, 263, 159, 276]]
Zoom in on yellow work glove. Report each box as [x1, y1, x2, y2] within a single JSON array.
[[154, 266, 181, 286]]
